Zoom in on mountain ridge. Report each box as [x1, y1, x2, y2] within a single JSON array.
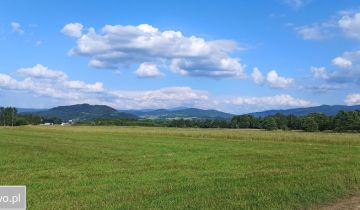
[[19, 104, 360, 122], [32, 104, 138, 121], [249, 105, 360, 117]]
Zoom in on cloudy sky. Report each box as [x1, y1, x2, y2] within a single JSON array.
[[1, 0, 360, 113]]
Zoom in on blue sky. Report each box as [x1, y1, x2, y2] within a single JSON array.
[[1, 0, 360, 113]]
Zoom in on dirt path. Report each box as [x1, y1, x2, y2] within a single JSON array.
[[316, 195, 360, 210]]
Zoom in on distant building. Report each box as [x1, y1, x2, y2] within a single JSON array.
[[42, 123, 53, 126]]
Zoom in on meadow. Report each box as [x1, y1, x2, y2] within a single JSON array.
[[0, 126, 359, 209]]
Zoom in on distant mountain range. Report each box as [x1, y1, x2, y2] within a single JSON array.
[[21, 104, 234, 121], [24, 104, 138, 121], [18, 104, 360, 122], [249, 105, 360, 117]]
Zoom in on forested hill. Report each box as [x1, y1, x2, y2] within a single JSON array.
[[249, 105, 360, 117], [34, 104, 138, 121]]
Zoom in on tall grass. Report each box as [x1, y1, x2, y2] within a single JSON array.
[[0, 126, 359, 209]]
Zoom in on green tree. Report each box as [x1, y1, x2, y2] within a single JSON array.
[[0, 107, 4, 126], [287, 114, 302, 130], [231, 115, 259, 129], [2, 107, 17, 126], [309, 113, 331, 131], [262, 116, 278, 131], [302, 117, 319, 132], [334, 110, 349, 132], [231, 115, 250, 128], [16, 114, 42, 125], [274, 113, 288, 130]]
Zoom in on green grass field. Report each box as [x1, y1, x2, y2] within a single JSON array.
[[0, 126, 359, 209]]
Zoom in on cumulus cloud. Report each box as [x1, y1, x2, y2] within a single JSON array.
[[17, 64, 68, 80], [63, 80, 104, 92], [226, 94, 311, 107], [251, 67, 265, 84], [332, 57, 352, 68], [0, 65, 210, 109], [0, 73, 22, 88], [292, 11, 360, 41], [266, 70, 294, 88], [338, 12, 360, 39], [251, 68, 293, 88], [345, 93, 360, 105], [11, 22, 24, 34], [1, 65, 104, 100], [311, 50, 360, 85], [311, 65, 360, 85], [135, 63, 164, 78], [293, 11, 360, 41], [109, 87, 210, 109], [63, 23, 246, 78], [332, 56, 352, 68], [0, 65, 313, 112], [0, 73, 76, 100], [61, 23, 84, 38]]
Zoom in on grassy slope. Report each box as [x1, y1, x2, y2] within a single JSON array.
[[0, 126, 359, 209]]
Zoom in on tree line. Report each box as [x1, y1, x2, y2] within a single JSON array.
[[229, 110, 360, 132], [2, 106, 360, 132], [167, 110, 360, 132], [0, 107, 62, 126], [90, 109, 360, 132]]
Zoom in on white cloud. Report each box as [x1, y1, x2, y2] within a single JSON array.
[[311, 66, 330, 80], [338, 12, 360, 39], [109, 87, 210, 109], [0, 65, 210, 109], [310, 64, 360, 85], [332, 56, 352, 68], [251, 68, 294, 88], [17, 64, 68, 80], [251, 67, 264, 84], [0, 65, 315, 112], [61, 23, 84, 38], [63, 80, 104, 92], [311, 51, 360, 85], [1, 65, 100, 100], [63, 23, 246, 79], [11, 22, 24, 34], [266, 70, 294, 88], [291, 10, 360, 41], [226, 94, 311, 107], [0, 73, 21, 88], [345, 94, 360, 105], [295, 25, 326, 40], [294, 11, 360, 41], [135, 63, 164, 78]]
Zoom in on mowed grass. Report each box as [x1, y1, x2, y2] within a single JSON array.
[[0, 126, 359, 209]]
